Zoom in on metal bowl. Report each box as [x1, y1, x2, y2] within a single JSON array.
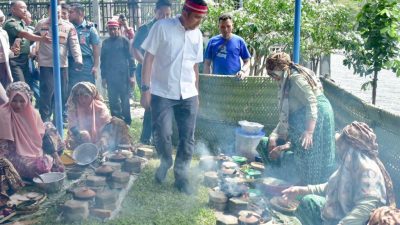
[[72, 143, 99, 166], [66, 168, 83, 180], [33, 172, 65, 193], [259, 177, 292, 196]]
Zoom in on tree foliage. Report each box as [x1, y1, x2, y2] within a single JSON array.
[[341, 0, 400, 104], [201, 0, 354, 75]]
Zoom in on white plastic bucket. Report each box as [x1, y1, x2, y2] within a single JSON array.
[[235, 128, 265, 161]]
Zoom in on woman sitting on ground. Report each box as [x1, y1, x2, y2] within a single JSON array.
[[66, 82, 132, 152], [282, 121, 396, 225], [0, 82, 64, 180]]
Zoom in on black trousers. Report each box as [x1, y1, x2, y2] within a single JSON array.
[[39, 67, 68, 122], [9, 54, 29, 83], [151, 95, 198, 184], [107, 82, 131, 125]]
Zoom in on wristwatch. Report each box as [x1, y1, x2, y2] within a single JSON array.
[[141, 84, 150, 92]]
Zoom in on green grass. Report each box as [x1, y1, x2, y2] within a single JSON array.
[[112, 160, 215, 225], [35, 117, 215, 225]]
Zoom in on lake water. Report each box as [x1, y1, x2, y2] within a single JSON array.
[[330, 54, 400, 115]]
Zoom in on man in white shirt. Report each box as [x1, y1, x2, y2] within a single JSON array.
[[0, 9, 12, 88], [141, 0, 208, 195]]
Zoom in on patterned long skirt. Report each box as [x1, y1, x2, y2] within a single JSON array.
[[289, 95, 336, 185]]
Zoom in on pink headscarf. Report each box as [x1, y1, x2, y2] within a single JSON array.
[[0, 82, 45, 158], [67, 82, 111, 142]]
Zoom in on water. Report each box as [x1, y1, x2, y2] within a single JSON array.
[[330, 54, 400, 115]]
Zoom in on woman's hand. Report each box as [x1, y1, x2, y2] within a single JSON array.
[[300, 131, 313, 150], [269, 146, 281, 160], [268, 136, 277, 152], [269, 142, 291, 160], [79, 131, 91, 142], [281, 186, 309, 200], [11, 46, 20, 56]]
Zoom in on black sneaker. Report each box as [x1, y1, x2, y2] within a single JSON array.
[[154, 166, 168, 184]]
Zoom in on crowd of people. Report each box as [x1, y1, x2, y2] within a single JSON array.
[[0, 0, 398, 223], [0, 0, 134, 183]]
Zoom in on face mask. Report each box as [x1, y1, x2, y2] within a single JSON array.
[[269, 70, 284, 79]]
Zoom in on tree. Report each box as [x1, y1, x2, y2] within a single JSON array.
[[299, 1, 354, 72], [341, 0, 400, 104]]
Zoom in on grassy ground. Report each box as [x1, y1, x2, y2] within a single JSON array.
[[35, 118, 215, 225]]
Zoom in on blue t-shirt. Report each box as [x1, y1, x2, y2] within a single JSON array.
[[204, 34, 251, 75]]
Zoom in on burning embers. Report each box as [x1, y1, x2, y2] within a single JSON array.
[[200, 154, 273, 224]]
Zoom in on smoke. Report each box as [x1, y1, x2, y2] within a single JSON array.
[[194, 140, 212, 157]]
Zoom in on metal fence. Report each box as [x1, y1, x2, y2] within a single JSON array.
[[0, 1, 182, 35]]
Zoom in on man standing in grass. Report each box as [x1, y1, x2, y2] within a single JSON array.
[[101, 20, 135, 126], [140, 0, 208, 195]]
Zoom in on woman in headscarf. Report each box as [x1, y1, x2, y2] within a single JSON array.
[[282, 121, 396, 225], [66, 82, 132, 152], [0, 158, 23, 195], [368, 206, 400, 225], [266, 52, 336, 184], [66, 82, 112, 149], [0, 82, 64, 179]]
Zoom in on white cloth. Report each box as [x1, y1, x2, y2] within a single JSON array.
[[0, 28, 12, 83], [0, 82, 7, 105], [141, 16, 203, 100]]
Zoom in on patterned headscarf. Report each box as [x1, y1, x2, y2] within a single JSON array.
[[66, 82, 111, 143], [341, 121, 378, 156], [67, 82, 105, 111], [5, 81, 32, 100], [368, 206, 400, 225], [266, 52, 321, 89], [340, 121, 396, 207], [0, 158, 24, 194]]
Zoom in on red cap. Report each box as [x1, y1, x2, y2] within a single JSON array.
[[107, 20, 120, 27], [184, 0, 208, 15]]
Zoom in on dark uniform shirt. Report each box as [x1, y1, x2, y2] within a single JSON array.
[[101, 36, 135, 83], [3, 16, 30, 55], [74, 20, 100, 57], [133, 19, 157, 57]]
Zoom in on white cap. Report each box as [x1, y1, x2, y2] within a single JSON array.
[[0, 9, 4, 18]]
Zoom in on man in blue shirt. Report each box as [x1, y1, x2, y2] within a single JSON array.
[[203, 13, 251, 79], [68, 3, 100, 87]]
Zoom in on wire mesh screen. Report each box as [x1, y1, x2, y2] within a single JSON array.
[[196, 75, 279, 153]]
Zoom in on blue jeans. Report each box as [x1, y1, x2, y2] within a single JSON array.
[[151, 94, 198, 184]]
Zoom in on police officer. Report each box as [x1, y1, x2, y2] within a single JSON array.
[[35, 4, 82, 122], [3, 0, 51, 83], [68, 3, 100, 88]]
